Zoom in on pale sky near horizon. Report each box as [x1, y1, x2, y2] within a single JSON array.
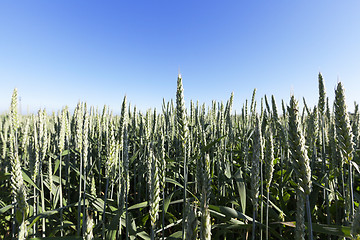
[[1, 1, 360, 114]]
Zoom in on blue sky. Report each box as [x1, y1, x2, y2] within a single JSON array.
[[1, 1, 360, 114]]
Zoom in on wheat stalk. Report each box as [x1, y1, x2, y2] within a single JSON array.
[[176, 73, 189, 239], [334, 81, 355, 223], [251, 114, 263, 240], [288, 95, 313, 240], [9, 89, 28, 240], [264, 128, 274, 240], [149, 147, 160, 240]]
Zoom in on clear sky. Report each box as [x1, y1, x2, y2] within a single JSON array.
[[1, 1, 360, 114]]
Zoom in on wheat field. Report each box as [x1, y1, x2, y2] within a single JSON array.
[[1, 73, 360, 240]]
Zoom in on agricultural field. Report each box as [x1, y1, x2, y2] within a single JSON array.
[[1, 73, 360, 240]]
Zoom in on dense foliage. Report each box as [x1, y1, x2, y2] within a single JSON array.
[[1, 73, 360, 240]]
